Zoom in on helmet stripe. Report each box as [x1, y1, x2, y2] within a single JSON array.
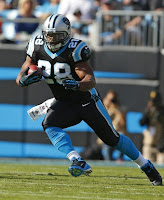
[[52, 14, 60, 28], [49, 14, 54, 21], [49, 14, 59, 28], [48, 14, 54, 28]]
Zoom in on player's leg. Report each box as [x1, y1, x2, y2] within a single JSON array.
[[42, 100, 92, 177], [82, 90, 162, 185]]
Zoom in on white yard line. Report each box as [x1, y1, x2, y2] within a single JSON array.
[[0, 191, 129, 200]]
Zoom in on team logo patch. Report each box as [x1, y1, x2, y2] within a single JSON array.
[[62, 17, 70, 29]]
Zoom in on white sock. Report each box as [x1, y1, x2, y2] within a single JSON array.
[[67, 150, 81, 161], [133, 152, 148, 167]]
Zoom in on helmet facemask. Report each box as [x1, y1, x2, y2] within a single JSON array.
[[43, 30, 68, 52], [42, 14, 71, 52]]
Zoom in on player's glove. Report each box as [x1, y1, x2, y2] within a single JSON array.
[[19, 68, 42, 87], [62, 79, 80, 91]]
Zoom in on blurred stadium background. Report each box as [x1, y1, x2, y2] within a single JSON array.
[[0, 0, 164, 161]]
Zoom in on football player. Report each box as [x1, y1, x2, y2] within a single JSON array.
[[16, 14, 162, 185]]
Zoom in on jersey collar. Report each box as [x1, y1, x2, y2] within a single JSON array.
[[44, 41, 69, 59]]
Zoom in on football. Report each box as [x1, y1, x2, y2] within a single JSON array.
[[28, 65, 43, 77]]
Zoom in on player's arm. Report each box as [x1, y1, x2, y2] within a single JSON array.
[[62, 41, 96, 91], [62, 61, 96, 92], [16, 56, 34, 85], [75, 61, 96, 92]]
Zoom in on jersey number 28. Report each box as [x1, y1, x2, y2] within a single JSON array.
[[38, 60, 73, 84]]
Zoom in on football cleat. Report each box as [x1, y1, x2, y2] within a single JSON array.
[[141, 160, 163, 186], [68, 157, 92, 177]]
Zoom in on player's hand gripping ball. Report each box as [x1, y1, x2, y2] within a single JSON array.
[[19, 65, 43, 87]]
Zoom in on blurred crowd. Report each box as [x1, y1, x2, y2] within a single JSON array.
[[140, 90, 164, 164], [0, 0, 164, 45]]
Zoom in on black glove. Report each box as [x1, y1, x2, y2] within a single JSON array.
[[62, 79, 80, 91], [19, 68, 42, 87]]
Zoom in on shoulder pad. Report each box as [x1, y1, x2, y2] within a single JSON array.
[[69, 39, 91, 62], [26, 35, 44, 57]]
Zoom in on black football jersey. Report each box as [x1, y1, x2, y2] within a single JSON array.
[[26, 35, 93, 103]]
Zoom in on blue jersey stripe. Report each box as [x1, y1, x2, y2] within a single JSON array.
[[44, 41, 68, 59], [89, 88, 119, 137], [96, 99, 119, 137], [74, 42, 86, 62], [89, 88, 98, 96], [44, 44, 54, 58]]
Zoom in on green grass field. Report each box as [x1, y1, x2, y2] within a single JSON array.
[[0, 159, 163, 200]]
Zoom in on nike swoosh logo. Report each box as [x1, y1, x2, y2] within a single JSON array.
[[82, 102, 91, 107]]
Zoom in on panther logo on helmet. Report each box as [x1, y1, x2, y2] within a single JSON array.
[[62, 17, 70, 30]]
